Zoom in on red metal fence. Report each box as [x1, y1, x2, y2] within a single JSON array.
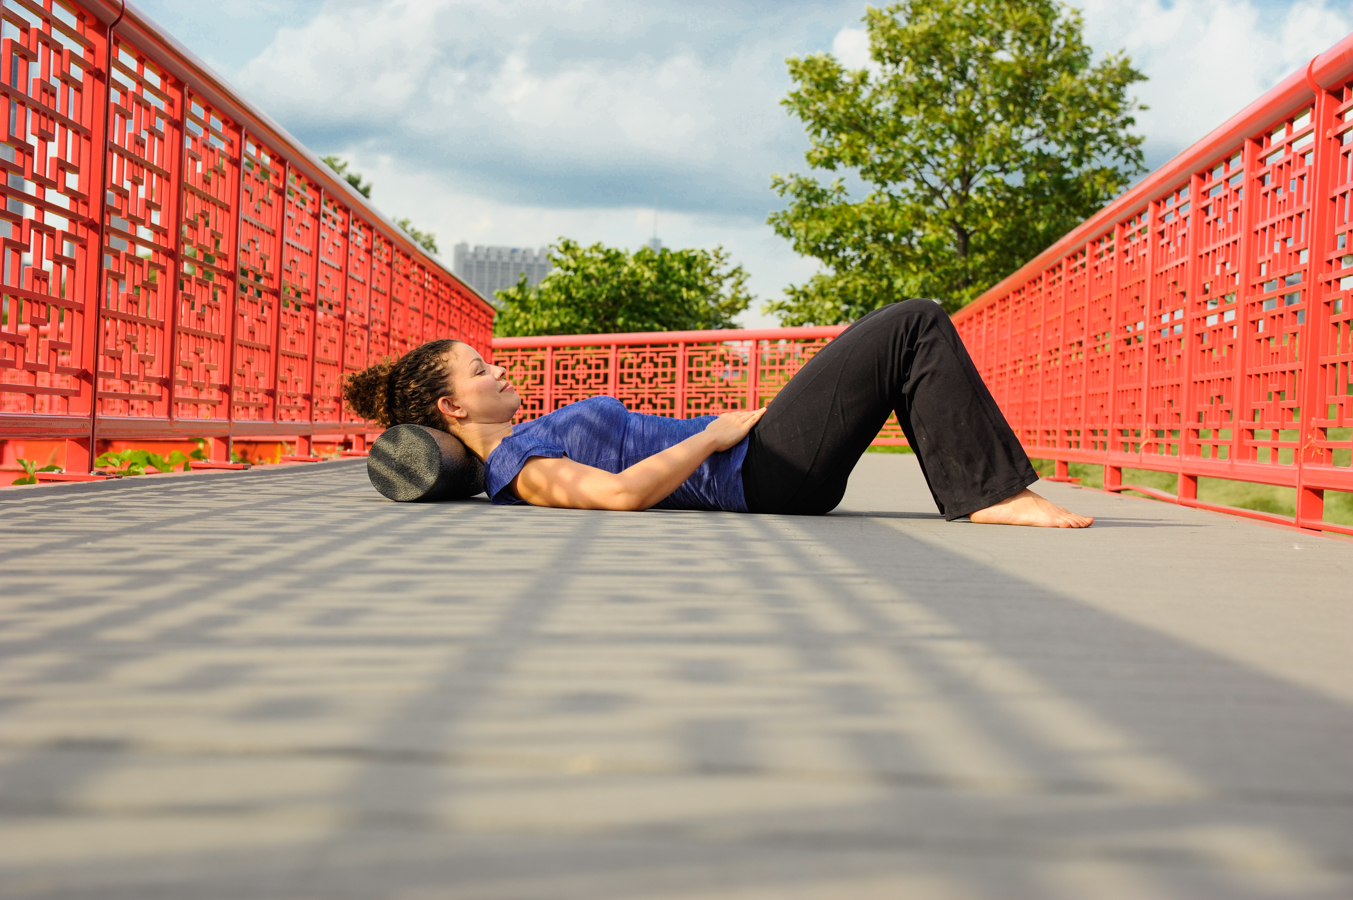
[[950, 34, 1353, 534], [8, 2, 1353, 536], [492, 327, 908, 445], [0, 0, 494, 474]]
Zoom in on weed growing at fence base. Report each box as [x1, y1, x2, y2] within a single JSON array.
[[1030, 459, 1353, 528], [866, 444, 914, 454], [11, 458, 60, 485]]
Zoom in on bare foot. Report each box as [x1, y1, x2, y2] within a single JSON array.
[[968, 488, 1093, 528]]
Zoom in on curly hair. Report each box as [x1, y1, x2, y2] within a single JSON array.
[[343, 339, 461, 430]]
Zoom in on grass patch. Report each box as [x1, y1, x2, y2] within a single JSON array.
[[1029, 459, 1107, 489], [867, 444, 914, 454], [1029, 459, 1353, 529], [1322, 490, 1353, 527], [1198, 478, 1293, 518]]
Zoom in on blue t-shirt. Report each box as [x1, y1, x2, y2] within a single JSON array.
[[484, 396, 748, 512]]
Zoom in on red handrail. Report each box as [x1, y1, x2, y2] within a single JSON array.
[[0, 0, 494, 473], [492, 325, 848, 348], [951, 31, 1353, 534]]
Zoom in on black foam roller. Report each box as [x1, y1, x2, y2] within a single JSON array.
[[366, 424, 485, 502]]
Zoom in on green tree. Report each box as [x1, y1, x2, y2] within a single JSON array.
[[767, 0, 1146, 323], [493, 239, 753, 337], [321, 157, 438, 255], [393, 217, 438, 256], [321, 155, 372, 198]]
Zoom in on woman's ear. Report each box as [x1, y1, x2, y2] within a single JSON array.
[[437, 394, 464, 426]]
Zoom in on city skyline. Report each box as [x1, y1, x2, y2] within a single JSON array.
[[452, 244, 554, 304]]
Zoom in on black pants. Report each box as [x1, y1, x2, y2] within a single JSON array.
[[741, 299, 1038, 519]]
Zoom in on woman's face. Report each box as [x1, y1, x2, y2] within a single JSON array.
[[438, 344, 520, 427]]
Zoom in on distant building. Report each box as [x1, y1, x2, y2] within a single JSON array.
[[452, 244, 552, 303], [646, 237, 663, 251]]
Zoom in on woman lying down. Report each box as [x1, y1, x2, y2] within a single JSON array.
[[343, 300, 1092, 527]]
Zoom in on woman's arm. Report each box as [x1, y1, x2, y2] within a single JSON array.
[[510, 408, 765, 511]]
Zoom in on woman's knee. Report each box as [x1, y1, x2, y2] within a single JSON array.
[[868, 298, 953, 333], [899, 297, 948, 322]]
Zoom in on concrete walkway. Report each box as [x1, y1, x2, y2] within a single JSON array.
[[1, 456, 1350, 899]]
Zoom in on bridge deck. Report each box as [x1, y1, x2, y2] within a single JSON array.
[[1, 457, 1350, 899]]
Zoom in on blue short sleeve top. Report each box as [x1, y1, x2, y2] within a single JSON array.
[[483, 396, 748, 512]]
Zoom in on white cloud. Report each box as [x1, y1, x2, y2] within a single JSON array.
[[1078, 0, 1352, 168], [235, 0, 812, 215], [830, 26, 873, 71], [199, 0, 1353, 325]]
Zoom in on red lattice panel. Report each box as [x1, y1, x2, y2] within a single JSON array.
[[1038, 265, 1066, 452], [409, 261, 431, 342], [1114, 210, 1150, 453], [553, 347, 615, 410], [345, 217, 370, 328], [340, 217, 372, 425], [367, 231, 391, 364], [173, 91, 238, 422], [1006, 283, 1039, 447], [1057, 250, 1088, 451], [312, 193, 346, 424], [614, 345, 678, 416], [432, 280, 453, 340], [684, 342, 750, 415], [1083, 230, 1116, 452], [1185, 152, 1246, 463], [232, 135, 282, 422], [1310, 83, 1353, 476], [0, 0, 97, 417], [278, 167, 317, 423], [1242, 106, 1317, 468], [389, 248, 412, 357], [96, 44, 178, 419], [985, 289, 1014, 415], [1145, 182, 1192, 460]]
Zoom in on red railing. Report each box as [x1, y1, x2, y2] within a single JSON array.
[[493, 327, 909, 444], [951, 33, 1353, 534], [0, 0, 494, 474]]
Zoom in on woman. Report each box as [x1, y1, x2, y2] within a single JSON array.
[[344, 299, 1092, 527]]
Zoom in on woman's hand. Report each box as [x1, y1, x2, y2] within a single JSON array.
[[703, 407, 766, 451]]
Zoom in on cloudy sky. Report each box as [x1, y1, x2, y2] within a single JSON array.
[[137, 0, 1351, 326]]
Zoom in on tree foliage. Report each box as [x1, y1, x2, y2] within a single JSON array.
[[320, 157, 438, 255], [493, 239, 753, 337], [767, 0, 1146, 323], [393, 217, 438, 255], [321, 156, 372, 198]]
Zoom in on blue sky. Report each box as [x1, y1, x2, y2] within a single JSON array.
[[136, 0, 1351, 326]]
